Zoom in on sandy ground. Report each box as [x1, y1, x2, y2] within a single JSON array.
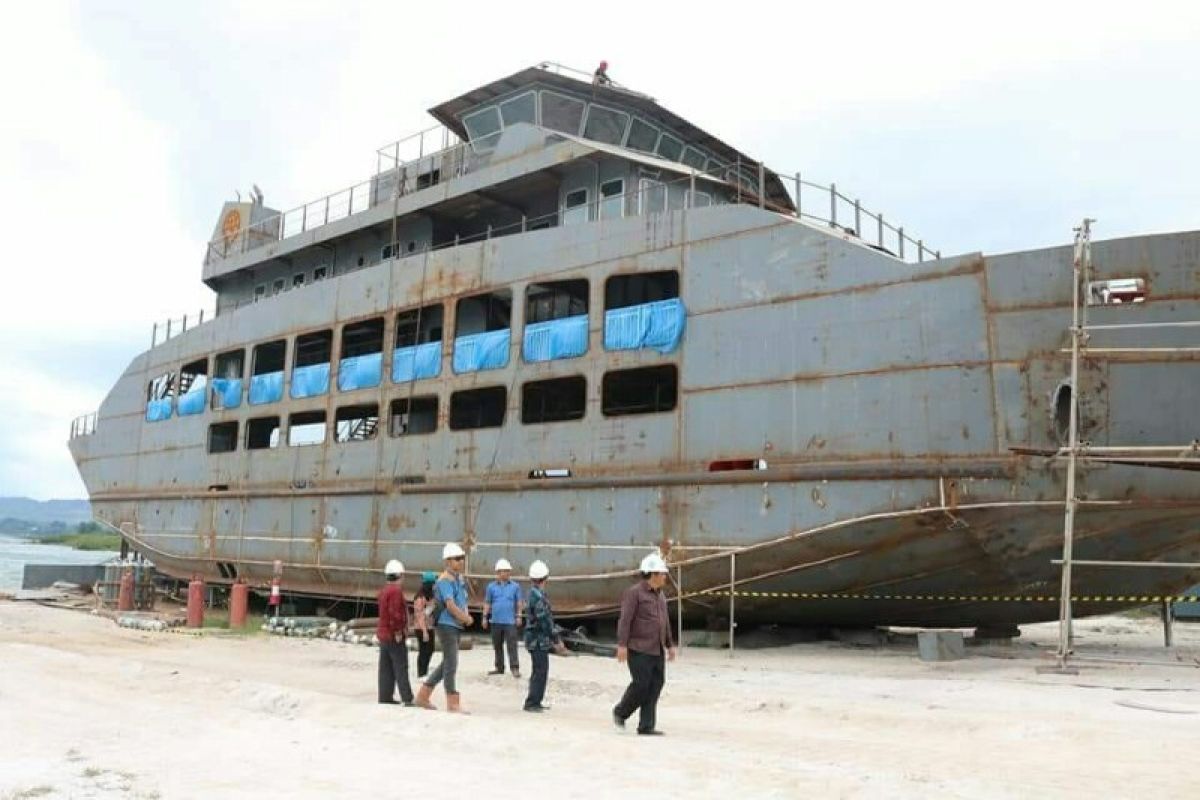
[[2, 604, 1199, 799]]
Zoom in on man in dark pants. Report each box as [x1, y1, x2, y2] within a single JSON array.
[[523, 559, 567, 712], [482, 558, 523, 677], [612, 553, 676, 735], [377, 559, 414, 706]]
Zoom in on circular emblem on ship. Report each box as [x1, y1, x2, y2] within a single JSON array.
[[221, 209, 242, 241]]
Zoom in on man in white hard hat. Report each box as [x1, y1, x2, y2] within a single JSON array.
[[376, 559, 414, 706], [522, 560, 567, 712], [415, 542, 474, 713], [612, 552, 676, 735], [483, 557, 524, 678]]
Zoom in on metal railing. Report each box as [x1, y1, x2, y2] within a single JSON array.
[[151, 308, 215, 348], [70, 412, 97, 439]]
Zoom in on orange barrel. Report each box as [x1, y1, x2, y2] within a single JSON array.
[[186, 579, 205, 628], [229, 581, 249, 628], [117, 568, 135, 611]]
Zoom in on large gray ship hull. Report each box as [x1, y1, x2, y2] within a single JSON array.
[[69, 206, 1200, 626]]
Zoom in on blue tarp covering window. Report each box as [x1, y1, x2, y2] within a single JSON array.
[[211, 378, 243, 409], [338, 353, 383, 392], [523, 315, 588, 362], [249, 371, 284, 405], [392, 341, 442, 383], [145, 398, 172, 422], [453, 329, 511, 373], [290, 364, 330, 399], [177, 388, 206, 416], [603, 298, 686, 354]]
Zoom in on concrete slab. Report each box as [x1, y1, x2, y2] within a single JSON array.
[[918, 630, 965, 661]]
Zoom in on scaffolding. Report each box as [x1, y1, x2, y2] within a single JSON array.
[[1047, 219, 1200, 672]]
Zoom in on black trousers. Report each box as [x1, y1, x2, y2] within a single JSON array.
[[378, 639, 413, 703], [416, 629, 436, 677], [525, 649, 549, 708], [491, 623, 520, 672], [613, 650, 665, 732]]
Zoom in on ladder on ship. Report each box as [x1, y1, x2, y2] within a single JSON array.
[[1047, 219, 1200, 671]]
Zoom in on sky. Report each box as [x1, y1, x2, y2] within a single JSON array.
[[1, 0, 1199, 500]]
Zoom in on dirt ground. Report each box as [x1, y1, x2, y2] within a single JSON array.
[[1, 602, 1198, 799]]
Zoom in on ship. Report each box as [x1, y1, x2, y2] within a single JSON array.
[[68, 63, 1200, 629]]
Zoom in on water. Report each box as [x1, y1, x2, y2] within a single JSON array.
[[0, 535, 118, 591]]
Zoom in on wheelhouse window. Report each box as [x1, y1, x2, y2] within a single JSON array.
[[208, 422, 238, 453], [449, 386, 507, 430], [599, 179, 624, 220], [288, 410, 327, 446], [522, 376, 586, 424], [563, 188, 589, 226], [389, 396, 438, 436], [656, 134, 684, 162], [602, 365, 678, 417], [540, 91, 586, 135], [626, 118, 660, 153], [638, 178, 666, 215], [463, 105, 502, 149], [681, 147, 707, 170], [499, 91, 537, 127], [335, 403, 379, 443], [583, 104, 630, 145], [246, 416, 280, 450], [605, 271, 680, 310]]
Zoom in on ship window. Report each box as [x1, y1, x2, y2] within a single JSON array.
[[396, 303, 444, 347], [656, 134, 684, 162], [208, 422, 238, 453], [254, 284, 266, 301], [342, 318, 384, 358], [602, 365, 678, 417], [540, 91, 586, 135], [1088, 278, 1146, 305], [313, 265, 329, 281], [605, 271, 679, 310], [522, 376, 586, 424], [626, 118, 660, 153], [463, 105, 502, 146], [583, 104, 630, 145], [600, 179, 624, 220], [335, 403, 379, 443], [449, 386, 507, 430], [288, 410, 327, 446], [499, 91, 537, 127], [246, 416, 280, 449], [563, 188, 589, 226], [456, 291, 511, 336], [293, 273, 305, 288], [1053, 383, 1073, 444], [272, 278, 285, 295], [252, 340, 286, 375], [705, 158, 727, 175], [215, 349, 244, 380], [389, 396, 438, 436], [180, 358, 208, 395], [147, 371, 175, 402], [526, 279, 588, 324], [637, 179, 666, 215], [294, 330, 332, 367], [688, 190, 712, 208], [682, 147, 707, 170]]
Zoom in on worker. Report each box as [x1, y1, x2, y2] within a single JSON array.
[[415, 543, 473, 713], [611, 552, 676, 735], [376, 559, 414, 706], [593, 60, 612, 86], [412, 571, 438, 677], [483, 558, 523, 677], [523, 559, 567, 712]]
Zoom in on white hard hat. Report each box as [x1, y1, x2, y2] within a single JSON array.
[[529, 560, 550, 580], [384, 559, 404, 576], [442, 542, 466, 560], [495, 558, 513, 572], [639, 553, 669, 574]]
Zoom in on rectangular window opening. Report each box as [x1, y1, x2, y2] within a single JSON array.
[[637, 178, 666, 215], [456, 291, 512, 337], [602, 365, 678, 417], [1088, 278, 1146, 305], [252, 340, 286, 375], [563, 187, 589, 226], [605, 271, 680, 311], [292, 273, 305, 288], [147, 371, 176, 403], [335, 403, 379, 443], [295, 330, 333, 368], [180, 357, 208, 395], [254, 284, 266, 301], [396, 303, 444, 348], [208, 422, 238, 453], [526, 279, 589, 325], [246, 416, 280, 450], [708, 459, 768, 472], [449, 386, 507, 430], [288, 410, 327, 446], [272, 278, 285, 295], [522, 376, 586, 424], [342, 318, 384, 358], [313, 265, 329, 282], [600, 179, 624, 220], [212, 349, 244, 410], [389, 395, 438, 436]]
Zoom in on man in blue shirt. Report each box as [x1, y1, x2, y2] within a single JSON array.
[[415, 542, 474, 713], [483, 558, 524, 677]]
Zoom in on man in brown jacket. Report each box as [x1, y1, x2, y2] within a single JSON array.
[[612, 552, 676, 735]]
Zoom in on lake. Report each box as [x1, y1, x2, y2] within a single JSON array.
[[0, 535, 118, 591]]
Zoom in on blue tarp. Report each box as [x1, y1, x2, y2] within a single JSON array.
[[392, 341, 442, 383], [210, 378, 243, 409], [523, 315, 588, 362], [290, 363, 330, 399], [145, 398, 172, 422], [338, 353, 383, 392], [603, 298, 686, 354], [249, 371, 284, 405], [177, 387, 206, 416], [453, 329, 511, 373]]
